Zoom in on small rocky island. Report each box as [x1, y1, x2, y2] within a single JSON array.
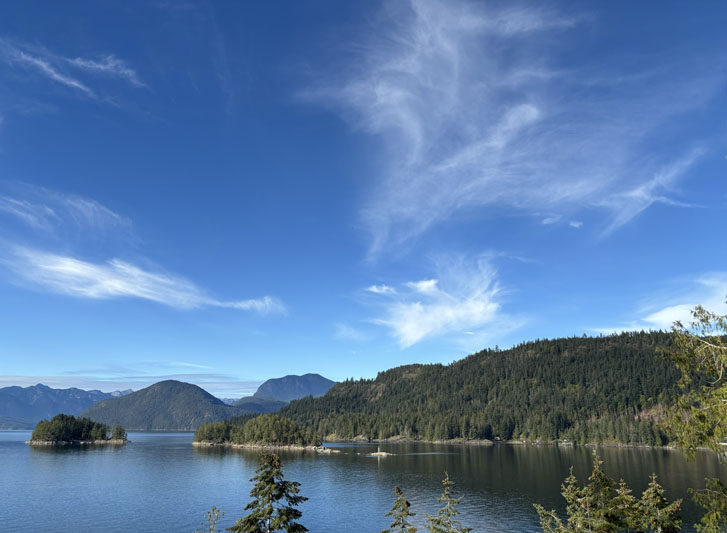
[[194, 413, 336, 453], [27, 414, 128, 446]]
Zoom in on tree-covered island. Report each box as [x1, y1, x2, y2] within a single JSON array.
[[193, 413, 325, 451], [28, 413, 128, 446]]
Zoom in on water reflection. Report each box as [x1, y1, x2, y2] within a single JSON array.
[[1, 431, 725, 532]]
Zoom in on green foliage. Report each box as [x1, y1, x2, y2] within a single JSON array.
[[30, 413, 121, 442], [194, 414, 319, 447], [662, 301, 727, 531], [227, 453, 307, 533], [534, 453, 681, 532], [196, 506, 225, 533], [111, 425, 127, 440], [691, 478, 727, 533], [382, 486, 417, 533], [425, 473, 472, 533], [664, 302, 727, 456], [282, 332, 679, 445]]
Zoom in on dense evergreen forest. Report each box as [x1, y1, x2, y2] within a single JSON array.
[[281, 332, 683, 445], [194, 414, 320, 446], [30, 414, 127, 442]]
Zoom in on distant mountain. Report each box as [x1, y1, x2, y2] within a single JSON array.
[[251, 374, 336, 403], [80, 380, 264, 431], [232, 396, 287, 412], [0, 384, 131, 429]]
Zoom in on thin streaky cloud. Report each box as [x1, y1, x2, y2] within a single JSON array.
[[0, 181, 130, 234], [15, 50, 95, 96], [67, 55, 146, 88], [0, 38, 144, 99], [598, 147, 706, 235], [0, 197, 58, 231], [2, 246, 285, 315], [0, 374, 262, 397]]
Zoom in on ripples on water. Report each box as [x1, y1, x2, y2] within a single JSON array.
[[1, 431, 725, 532]]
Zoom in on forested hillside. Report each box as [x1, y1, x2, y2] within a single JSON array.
[[281, 332, 682, 445]]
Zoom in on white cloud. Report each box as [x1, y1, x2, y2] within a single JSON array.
[[305, 0, 718, 257], [568, 220, 583, 229], [366, 284, 397, 295], [14, 50, 94, 96], [67, 55, 145, 88], [405, 279, 439, 294], [598, 148, 705, 235], [1, 246, 285, 315], [0, 39, 143, 99], [369, 256, 507, 347], [542, 216, 561, 225], [593, 272, 727, 333], [0, 181, 129, 234]]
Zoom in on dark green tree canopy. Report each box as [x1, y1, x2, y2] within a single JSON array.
[[282, 332, 680, 446], [30, 414, 124, 443], [195, 414, 319, 447], [425, 473, 472, 533], [382, 486, 417, 533], [227, 453, 307, 533], [535, 453, 681, 533]]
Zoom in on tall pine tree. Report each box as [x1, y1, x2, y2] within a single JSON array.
[[425, 473, 472, 533], [228, 453, 307, 533], [382, 486, 417, 533]]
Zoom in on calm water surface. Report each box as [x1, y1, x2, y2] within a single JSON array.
[[1, 431, 725, 532]]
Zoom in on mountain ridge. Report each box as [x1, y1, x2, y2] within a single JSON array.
[[0, 384, 132, 429]]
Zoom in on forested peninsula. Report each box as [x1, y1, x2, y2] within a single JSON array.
[[193, 414, 322, 450], [281, 331, 683, 446], [28, 414, 128, 446]]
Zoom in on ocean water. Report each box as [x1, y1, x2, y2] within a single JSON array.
[[1, 431, 725, 532]]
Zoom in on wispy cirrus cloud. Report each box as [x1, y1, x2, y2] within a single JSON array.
[[0, 38, 144, 99], [598, 147, 705, 235], [0, 180, 129, 234], [368, 255, 513, 347], [0, 182, 285, 316], [304, 0, 718, 258], [12, 50, 95, 96], [67, 55, 145, 88], [1, 246, 285, 314]]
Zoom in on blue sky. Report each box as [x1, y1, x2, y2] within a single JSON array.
[[0, 1, 725, 397]]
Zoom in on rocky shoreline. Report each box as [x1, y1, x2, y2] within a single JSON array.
[[27, 439, 129, 446], [193, 441, 339, 453]]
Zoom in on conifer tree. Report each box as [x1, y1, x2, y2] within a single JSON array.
[[534, 453, 682, 532], [690, 478, 727, 533], [382, 486, 417, 533], [664, 301, 727, 531], [196, 506, 225, 533], [228, 453, 307, 533], [425, 473, 472, 533], [633, 475, 682, 533]]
